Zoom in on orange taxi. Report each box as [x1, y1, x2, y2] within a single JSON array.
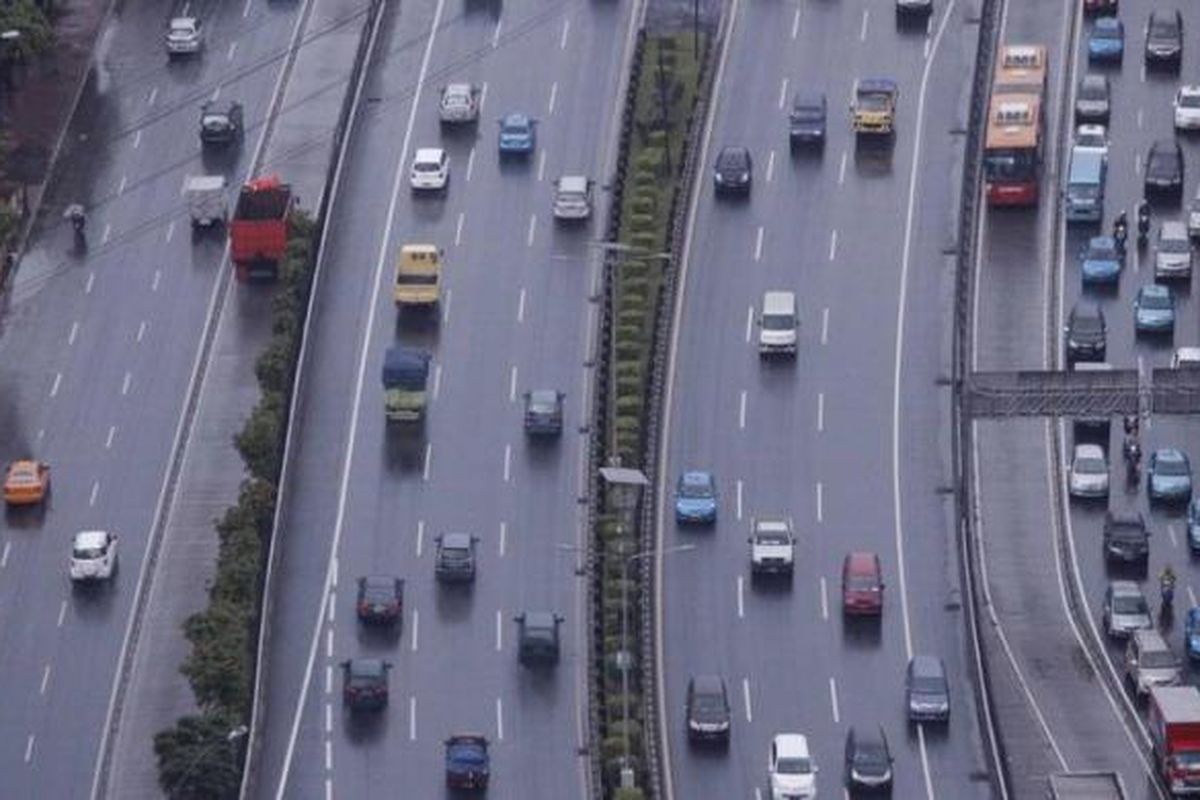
[[4, 460, 50, 506]]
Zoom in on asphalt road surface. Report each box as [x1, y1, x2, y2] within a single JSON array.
[[250, 0, 638, 796], [656, 0, 994, 798]]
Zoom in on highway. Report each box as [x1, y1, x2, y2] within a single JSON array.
[[250, 0, 638, 796], [0, 0, 307, 795], [970, 0, 1200, 796], [656, 0, 994, 797]]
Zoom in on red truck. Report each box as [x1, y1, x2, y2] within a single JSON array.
[[1150, 686, 1200, 796], [230, 175, 293, 281]]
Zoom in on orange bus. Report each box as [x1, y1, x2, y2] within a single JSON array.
[[993, 44, 1048, 99], [984, 94, 1044, 206]]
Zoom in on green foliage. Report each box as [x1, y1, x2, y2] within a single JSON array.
[[154, 710, 243, 799], [233, 390, 285, 481], [0, 0, 53, 60], [614, 788, 646, 800]]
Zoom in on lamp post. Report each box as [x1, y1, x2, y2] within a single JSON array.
[[168, 723, 248, 796]]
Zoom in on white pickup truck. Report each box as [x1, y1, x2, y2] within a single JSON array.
[[748, 517, 795, 576]]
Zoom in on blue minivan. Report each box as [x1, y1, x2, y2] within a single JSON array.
[[1066, 145, 1107, 223]]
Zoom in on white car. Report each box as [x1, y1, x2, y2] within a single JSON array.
[[552, 175, 593, 220], [1074, 123, 1108, 158], [410, 148, 449, 191], [166, 17, 203, 56], [1069, 443, 1109, 498], [769, 733, 818, 800], [1172, 347, 1200, 368], [1175, 85, 1200, 131], [69, 530, 118, 582]]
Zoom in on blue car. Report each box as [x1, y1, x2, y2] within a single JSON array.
[[675, 470, 717, 524], [498, 113, 536, 155], [1186, 608, 1200, 660], [1149, 448, 1193, 503], [1188, 498, 1200, 552], [1088, 16, 1124, 62], [1134, 283, 1175, 333], [1080, 236, 1122, 284]]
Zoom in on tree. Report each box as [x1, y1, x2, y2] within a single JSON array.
[[154, 711, 243, 799]]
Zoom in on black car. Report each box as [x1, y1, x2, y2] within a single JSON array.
[[1074, 74, 1111, 124], [515, 611, 563, 667], [445, 733, 490, 790], [341, 658, 391, 711], [1066, 302, 1107, 362], [1145, 10, 1183, 68], [789, 92, 827, 149], [686, 674, 731, 743], [356, 575, 403, 625], [844, 725, 894, 792], [524, 389, 564, 436], [713, 146, 753, 195], [199, 100, 244, 146], [906, 655, 950, 722], [435, 532, 478, 583], [895, 0, 933, 19], [1103, 510, 1150, 564], [1145, 139, 1184, 197]]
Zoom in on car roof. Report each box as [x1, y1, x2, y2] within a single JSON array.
[[74, 530, 109, 547], [442, 531, 474, 547], [682, 470, 713, 484], [1105, 509, 1145, 525], [792, 91, 826, 109], [849, 724, 888, 747], [773, 733, 810, 758], [529, 389, 560, 405], [347, 658, 387, 676], [1162, 220, 1188, 237], [909, 654, 946, 677], [1110, 579, 1142, 595], [718, 145, 750, 160], [503, 112, 531, 126], [1176, 346, 1200, 361], [1132, 628, 1170, 648], [1152, 138, 1181, 153], [170, 16, 198, 25], [558, 175, 588, 192], [844, 551, 880, 574], [1075, 443, 1105, 458], [522, 610, 560, 630], [1140, 283, 1171, 298], [414, 147, 444, 161], [1071, 302, 1103, 320], [360, 574, 398, 588], [1094, 16, 1121, 30], [445, 82, 474, 94], [1080, 73, 1108, 89], [1180, 85, 1200, 97], [1087, 235, 1116, 249]]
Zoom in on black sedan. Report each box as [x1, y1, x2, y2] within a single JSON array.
[[356, 575, 404, 625], [713, 146, 752, 195], [1145, 10, 1183, 68], [1145, 139, 1184, 198]]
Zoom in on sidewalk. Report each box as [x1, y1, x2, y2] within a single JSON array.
[[101, 0, 381, 795]]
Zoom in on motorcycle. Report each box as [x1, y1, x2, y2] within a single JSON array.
[[1162, 576, 1176, 609], [64, 203, 86, 249], [1124, 436, 1142, 485], [1137, 202, 1151, 246], [1113, 216, 1128, 252]]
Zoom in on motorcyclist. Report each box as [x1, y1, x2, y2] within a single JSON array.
[[1161, 565, 1177, 606], [1123, 413, 1140, 438], [1113, 209, 1128, 251], [1136, 200, 1151, 241], [64, 203, 86, 233]]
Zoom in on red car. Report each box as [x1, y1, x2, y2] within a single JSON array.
[[842, 552, 884, 616], [1083, 0, 1117, 14]]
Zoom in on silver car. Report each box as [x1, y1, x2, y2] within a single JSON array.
[[1069, 443, 1109, 498], [438, 83, 480, 124], [1125, 629, 1182, 695], [1156, 220, 1193, 280], [1104, 581, 1153, 638], [166, 16, 203, 56]]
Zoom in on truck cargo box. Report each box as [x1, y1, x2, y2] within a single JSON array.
[[382, 347, 430, 389], [230, 175, 293, 279], [1048, 771, 1126, 800]]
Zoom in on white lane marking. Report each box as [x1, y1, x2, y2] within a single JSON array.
[[503, 444, 512, 482], [0, 541, 9, 569], [492, 17, 502, 48], [820, 577, 829, 621], [105, 426, 116, 449], [454, 212, 465, 246], [432, 363, 442, 400], [121, 371, 132, 395], [147, 86, 158, 106], [791, 6, 800, 38], [137, 321, 147, 342], [821, 307, 829, 345], [24, 735, 34, 763], [736, 575, 744, 618], [132, 130, 142, 149], [323, 740, 331, 771], [57, 600, 67, 627], [766, 150, 775, 183], [537, 150, 547, 182], [211, 85, 221, 102], [324, 666, 331, 695], [1141, 62, 1147, 83], [924, 36, 931, 59], [117, 176, 127, 196], [736, 479, 743, 520], [411, 609, 420, 652], [39, 664, 51, 695], [738, 390, 747, 429], [409, 696, 417, 740], [1190, 585, 1198, 608], [243, 0, 253, 17], [495, 609, 503, 651], [838, 151, 848, 185], [1168, 524, 1179, 549], [442, 289, 452, 326], [816, 482, 823, 523], [227, 41, 238, 61], [778, 77, 789, 110], [1137, 355, 1145, 380], [828, 229, 837, 261], [49, 373, 61, 398], [182, 2, 191, 15], [325, 703, 331, 733], [753, 226, 764, 261], [1135, 154, 1142, 176], [152, 270, 162, 291], [517, 288, 526, 322], [36, 429, 43, 441], [1137, 108, 1144, 129], [499, 521, 507, 556], [548, 81, 558, 115], [68, 321, 79, 345], [101, 223, 111, 244], [817, 392, 825, 432], [479, 82, 488, 112], [829, 677, 841, 722], [165, 221, 175, 243], [509, 365, 518, 402], [423, 443, 432, 481], [560, 18, 570, 49], [85, 271, 95, 294], [859, 8, 869, 41], [416, 520, 424, 557], [745, 305, 754, 343], [742, 677, 753, 722], [466, 147, 476, 182], [325, 628, 333, 659], [496, 697, 505, 740], [327, 592, 335, 623], [325, 780, 332, 800], [527, 214, 537, 246]]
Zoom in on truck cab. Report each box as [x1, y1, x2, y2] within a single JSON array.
[[1149, 686, 1200, 795], [748, 517, 795, 576], [851, 78, 898, 135], [382, 347, 431, 423], [394, 243, 442, 308]]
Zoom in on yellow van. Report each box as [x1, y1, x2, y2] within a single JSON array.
[[394, 244, 441, 307]]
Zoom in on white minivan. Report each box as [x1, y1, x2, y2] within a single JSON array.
[[758, 291, 798, 357]]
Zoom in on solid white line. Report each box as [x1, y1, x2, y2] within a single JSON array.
[[859, 8, 869, 41], [745, 305, 753, 343], [57, 600, 67, 627], [454, 212, 464, 246], [432, 364, 442, 400], [527, 214, 537, 246], [411, 609, 420, 652], [409, 696, 417, 740], [548, 81, 558, 115], [50, 373, 61, 398], [738, 390, 747, 429], [101, 223, 111, 244], [817, 392, 824, 432], [816, 482, 823, 522], [121, 372, 132, 396], [838, 151, 847, 185], [778, 77, 788, 110], [753, 226, 763, 261], [479, 82, 488, 113], [325, 780, 332, 800], [136, 321, 147, 342], [791, 7, 800, 38], [560, 18, 570, 49], [492, 17, 502, 48], [742, 677, 752, 722], [828, 229, 837, 261], [40, 664, 51, 695], [503, 444, 512, 482], [1134, 154, 1142, 176], [466, 147, 475, 182], [416, 520, 424, 557], [496, 609, 503, 651], [423, 443, 432, 481], [736, 575, 744, 618], [105, 426, 116, 449], [132, 130, 141, 149], [152, 270, 161, 291], [68, 321, 79, 345], [24, 735, 34, 763], [85, 272, 95, 294], [819, 577, 829, 621], [227, 41, 238, 61], [499, 521, 507, 556], [509, 365, 518, 402], [0, 541, 9, 569], [517, 288, 526, 322], [736, 479, 743, 520], [117, 176, 127, 196], [766, 150, 775, 183], [829, 677, 840, 722], [496, 697, 504, 740]]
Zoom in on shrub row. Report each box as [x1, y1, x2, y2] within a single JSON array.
[[154, 212, 316, 799]]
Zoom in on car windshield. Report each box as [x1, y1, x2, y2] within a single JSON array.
[[694, 692, 726, 713], [777, 756, 813, 774], [1076, 456, 1106, 473], [1113, 594, 1148, 614], [846, 574, 879, 590], [414, 161, 441, 172], [1072, 315, 1103, 334], [1157, 457, 1190, 476], [719, 154, 747, 171], [451, 747, 486, 766], [73, 545, 104, 560], [1087, 242, 1117, 259], [1161, 236, 1189, 253], [1094, 24, 1120, 39], [1181, 94, 1200, 109], [910, 676, 946, 694], [762, 315, 792, 331], [1080, 83, 1106, 101], [1150, 152, 1180, 174], [1142, 650, 1179, 669], [854, 742, 889, 767], [678, 478, 712, 498], [757, 532, 790, 546], [1150, 18, 1178, 39], [502, 119, 529, 134], [791, 105, 823, 121]]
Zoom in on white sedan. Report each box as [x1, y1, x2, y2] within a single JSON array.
[[69, 530, 118, 582], [410, 148, 449, 191], [1069, 443, 1109, 498], [1174, 85, 1200, 131], [166, 17, 203, 56]]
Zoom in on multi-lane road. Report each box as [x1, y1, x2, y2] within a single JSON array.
[[0, 0, 306, 794], [250, 0, 639, 796]]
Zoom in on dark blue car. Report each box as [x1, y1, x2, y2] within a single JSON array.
[[675, 470, 718, 524], [498, 113, 536, 155], [1088, 16, 1125, 62], [1080, 236, 1122, 285], [1186, 607, 1200, 660], [445, 733, 490, 789]]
